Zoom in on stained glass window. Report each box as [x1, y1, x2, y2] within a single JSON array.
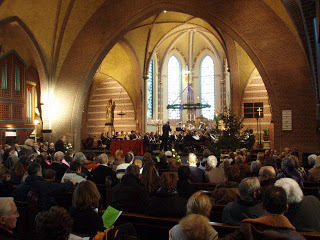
[[147, 59, 154, 119], [200, 56, 215, 119], [15, 65, 21, 92], [168, 56, 181, 119]]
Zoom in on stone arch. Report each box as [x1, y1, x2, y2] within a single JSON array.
[[56, 0, 318, 151]]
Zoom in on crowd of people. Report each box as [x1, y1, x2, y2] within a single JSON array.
[[0, 136, 320, 239]]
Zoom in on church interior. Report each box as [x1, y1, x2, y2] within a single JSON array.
[[0, 1, 320, 240]]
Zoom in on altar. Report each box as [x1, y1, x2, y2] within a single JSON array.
[[110, 140, 145, 156]]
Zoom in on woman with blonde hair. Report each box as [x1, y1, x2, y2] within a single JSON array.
[[170, 214, 218, 240], [69, 180, 103, 235], [169, 191, 214, 239]]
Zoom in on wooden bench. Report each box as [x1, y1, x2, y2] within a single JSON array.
[[115, 212, 320, 240]]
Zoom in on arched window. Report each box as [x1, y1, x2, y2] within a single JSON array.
[[168, 56, 181, 119], [147, 59, 154, 119], [200, 55, 215, 119]]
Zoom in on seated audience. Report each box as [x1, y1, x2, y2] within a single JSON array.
[[73, 152, 91, 178], [44, 169, 56, 182], [258, 166, 276, 195], [92, 154, 118, 186], [275, 178, 320, 232], [177, 166, 197, 199], [235, 155, 250, 181], [156, 153, 168, 170], [277, 156, 304, 187], [307, 155, 320, 182], [146, 172, 187, 218], [171, 214, 218, 240], [222, 177, 264, 225], [10, 161, 25, 184], [35, 206, 82, 240], [47, 151, 69, 182], [198, 149, 212, 171], [168, 160, 182, 172], [0, 197, 20, 240], [61, 161, 86, 184], [220, 186, 305, 240], [170, 191, 214, 239], [188, 153, 206, 183], [112, 150, 125, 172], [111, 164, 150, 213], [141, 161, 160, 195], [69, 180, 104, 235], [0, 165, 13, 197], [205, 155, 225, 183], [116, 152, 134, 180], [250, 161, 261, 177], [13, 162, 76, 210]]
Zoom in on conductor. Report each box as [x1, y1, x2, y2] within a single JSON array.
[[162, 121, 171, 151]]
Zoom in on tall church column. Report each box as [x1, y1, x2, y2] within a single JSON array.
[[143, 75, 149, 133]]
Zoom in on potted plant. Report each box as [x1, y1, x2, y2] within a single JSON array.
[[263, 128, 269, 141]]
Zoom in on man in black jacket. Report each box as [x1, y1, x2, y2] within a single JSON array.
[[47, 151, 69, 182], [92, 154, 118, 186], [222, 177, 264, 225], [111, 165, 150, 213], [162, 122, 171, 151], [12, 162, 76, 210], [54, 135, 67, 153]]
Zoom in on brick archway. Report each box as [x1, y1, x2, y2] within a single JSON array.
[[55, 0, 318, 152]]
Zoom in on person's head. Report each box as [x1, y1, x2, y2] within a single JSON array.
[[179, 214, 217, 240], [178, 166, 191, 181], [25, 138, 34, 147], [188, 153, 197, 166], [235, 155, 243, 163], [35, 206, 72, 240], [125, 164, 140, 178], [142, 152, 153, 166], [0, 197, 19, 230], [225, 165, 240, 182], [53, 151, 64, 163], [115, 150, 124, 162], [274, 178, 304, 204], [187, 192, 212, 217], [12, 160, 25, 176], [308, 154, 319, 166], [73, 152, 86, 164], [160, 172, 177, 191], [257, 152, 264, 162], [60, 135, 67, 143], [250, 161, 262, 176], [258, 166, 276, 183], [28, 162, 42, 176], [281, 156, 296, 171], [133, 159, 142, 169], [206, 155, 217, 170], [97, 153, 108, 165], [44, 169, 56, 181], [203, 149, 211, 158], [159, 153, 168, 163], [72, 180, 101, 210], [125, 152, 134, 164], [239, 177, 260, 201], [169, 161, 182, 172], [69, 161, 81, 173], [262, 186, 288, 214]]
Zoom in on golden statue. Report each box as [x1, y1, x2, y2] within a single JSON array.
[[106, 99, 116, 125]]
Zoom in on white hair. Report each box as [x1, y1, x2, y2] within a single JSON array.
[[74, 152, 86, 163], [207, 155, 217, 168], [239, 177, 260, 201], [188, 153, 197, 166], [0, 197, 14, 216], [250, 161, 262, 173], [308, 154, 318, 166], [274, 178, 303, 204]]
